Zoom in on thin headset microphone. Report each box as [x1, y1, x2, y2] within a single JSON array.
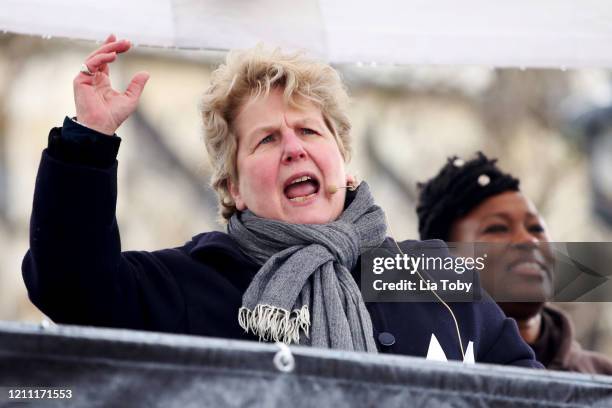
[[326, 183, 357, 194], [384, 214, 466, 360]]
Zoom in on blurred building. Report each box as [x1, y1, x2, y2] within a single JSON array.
[[1, 33, 611, 356]]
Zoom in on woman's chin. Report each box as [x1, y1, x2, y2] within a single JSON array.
[[498, 302, 544, 320], [280, 203, 343, 224], [277, 194, 341, 224], [284, 210, 333, 225], [491, 283, 550, 303]]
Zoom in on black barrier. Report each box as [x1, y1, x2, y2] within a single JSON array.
[[0, 322, 611, 407]]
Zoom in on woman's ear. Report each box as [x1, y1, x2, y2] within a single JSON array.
[[346, 174, 357, 189], [228, 179, 247, 211]]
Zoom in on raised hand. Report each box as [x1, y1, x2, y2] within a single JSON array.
[[73, 34, 150, 136]]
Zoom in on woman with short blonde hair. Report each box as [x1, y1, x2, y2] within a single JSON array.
[[201, 46, 352, 220], [23, 35, 540, 367]]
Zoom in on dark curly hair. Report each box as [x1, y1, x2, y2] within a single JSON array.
[[416, 152, 520, 241]]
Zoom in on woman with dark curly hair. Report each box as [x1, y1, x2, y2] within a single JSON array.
[[417, 152, 612, 374]]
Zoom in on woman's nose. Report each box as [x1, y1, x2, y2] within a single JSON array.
[[281, 130, 308, 164], [511, 226, 539, 249]]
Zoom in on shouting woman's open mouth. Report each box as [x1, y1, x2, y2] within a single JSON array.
[[283, 173, 320, 203]]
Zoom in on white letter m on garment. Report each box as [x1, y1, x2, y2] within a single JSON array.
[[425, 333, 475, 364]]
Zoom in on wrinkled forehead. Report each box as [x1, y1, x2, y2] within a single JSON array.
[[239, 87, 321, 116], [234, 88, 329, 138]]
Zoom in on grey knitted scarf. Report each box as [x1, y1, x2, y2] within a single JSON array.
[[227, 182, 386, 352]]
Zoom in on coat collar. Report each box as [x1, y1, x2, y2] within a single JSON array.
[[188, 231, 258, 267], [539, 304, 575, 368]]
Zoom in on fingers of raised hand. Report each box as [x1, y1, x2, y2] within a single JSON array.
[[77, 52, 117, 80], [124, 71, 150, 101], [86, 38, 131, 61]]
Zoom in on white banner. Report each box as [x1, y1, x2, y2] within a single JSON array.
[[1, 0, 612, 67]]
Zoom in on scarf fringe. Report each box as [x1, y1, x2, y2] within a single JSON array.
[[238, 304, 310, 345]]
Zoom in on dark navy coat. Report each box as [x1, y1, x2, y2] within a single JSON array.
[[22, 118, 541, 368]]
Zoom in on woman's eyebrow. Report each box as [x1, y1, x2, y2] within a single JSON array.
[[525, 212, 542, 221], [482, 211, 541, 223], [247, 124, 278, 139], [239, 125, 278, 151], [290, 115, 325, 128], [482, 213, 512, 222]]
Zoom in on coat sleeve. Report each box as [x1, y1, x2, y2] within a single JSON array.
[[476, 297, 543, 368], [22, 121, 186, 332], [481, 317, 543, 368]]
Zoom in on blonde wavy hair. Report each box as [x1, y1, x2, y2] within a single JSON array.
[[201, 46, 352, 221]]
